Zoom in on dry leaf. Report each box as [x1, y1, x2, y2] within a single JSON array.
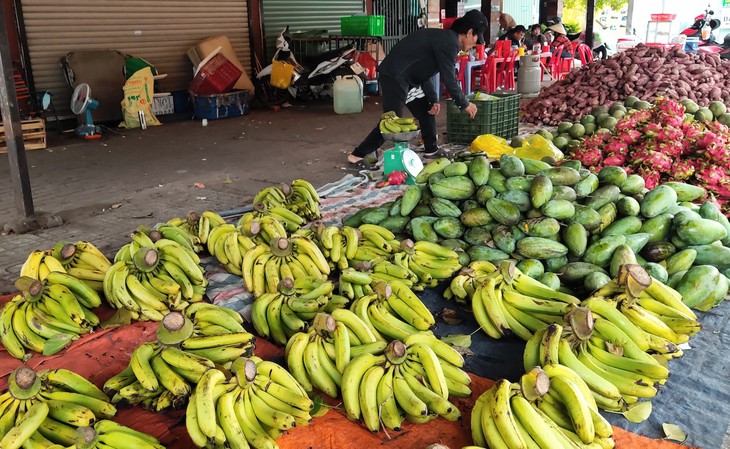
[[662, 423, 687, 442], [111, 203, 122, 209], [194, 182, 206, 189], [623, 401, 652, 423], [440, 308, 462, 326], [223, 175, 233, 184], [441, 334, 472, 348]]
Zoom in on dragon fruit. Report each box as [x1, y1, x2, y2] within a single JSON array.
[[652, 97, 685, 117], [670, 160, 695, 181], [604, 152, 627, 166], [637, 167, 662, 190]]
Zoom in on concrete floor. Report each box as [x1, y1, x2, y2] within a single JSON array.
[[0, 98, 450, 293]]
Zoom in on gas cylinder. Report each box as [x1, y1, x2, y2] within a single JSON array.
[[517, 54, 542, 98]]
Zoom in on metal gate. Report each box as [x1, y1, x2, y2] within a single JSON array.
[[373, 0, 424, 53]]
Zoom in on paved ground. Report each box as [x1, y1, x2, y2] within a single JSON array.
[[0, 98, 452, 293]]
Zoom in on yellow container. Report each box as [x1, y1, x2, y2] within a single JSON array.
[[270, 61, 295, 89]]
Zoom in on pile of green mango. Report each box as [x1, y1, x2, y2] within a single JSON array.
[[344, 154, 730, 310]]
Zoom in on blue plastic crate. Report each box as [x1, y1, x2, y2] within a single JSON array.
[[191, 90, 249, 120]]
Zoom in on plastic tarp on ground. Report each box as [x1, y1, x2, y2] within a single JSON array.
[[0, 181, 723, 448]]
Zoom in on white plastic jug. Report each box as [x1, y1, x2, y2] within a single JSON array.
[[334, 75, 363, 114]]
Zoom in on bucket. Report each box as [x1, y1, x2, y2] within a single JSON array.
[[685, 37, 699, 53]]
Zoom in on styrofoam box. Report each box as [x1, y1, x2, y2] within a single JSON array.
[[152, 93, 174, 115]]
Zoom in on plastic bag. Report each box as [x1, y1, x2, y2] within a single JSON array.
[[270, 60, 295, 89], [469, 133, 563, 160], [119, 67, 160, 128]]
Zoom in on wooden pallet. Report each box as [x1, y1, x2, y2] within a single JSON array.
[[0, 118, 46, 153]]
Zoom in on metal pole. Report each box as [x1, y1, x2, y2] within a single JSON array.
[[0, 5, 34, 218], [626, 0, 635, 35], [585, 0, 595, 48]]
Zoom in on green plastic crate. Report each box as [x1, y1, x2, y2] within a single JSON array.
[[446, 93, 520, 144], [340, 15, 385, 36]]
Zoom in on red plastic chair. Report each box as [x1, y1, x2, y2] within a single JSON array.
[[549, 45, 575, 80], [495, 50, 519, 91], [455, 54, 470, 93], [476, 54, 498, 93], [575, 43, 594, 66]]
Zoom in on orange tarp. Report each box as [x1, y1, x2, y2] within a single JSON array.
[[0, 295, 696, 449]]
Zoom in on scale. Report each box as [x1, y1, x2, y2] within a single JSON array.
[[382, 130, 423, 184]]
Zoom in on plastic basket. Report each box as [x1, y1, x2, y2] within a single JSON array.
[[189, 54, 243, 96], [446, 93, 520, 144], [191, 90, 249, 120], [340, 15, 385, 36], [650, 13, 676, 21]]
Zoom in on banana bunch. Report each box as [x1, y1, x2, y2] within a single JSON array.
[[1, 275, 101, 360], [338, 266, 375, 300], [526, 306, 670, 413], [253, 179, 321, 222], [238, 201, 306, 233], [143, 223, 203, 254], [45, 241, 112, 292], [393, 240, 461, 290], [0, 366, 116, 447], [106, 232, 207, 320], [341, 335, 469, 432], [20, 250, 67, 282], [238, 216, 290, 246], [471, 367, 615, 449], [195, 210, 227, 245], [187, 356, 313, 448], [242, 236, 330, 298], [350, 282, 435, 342], [285, 312, 386, 398], [205, 223, 256, 275], [316, 224, 360, 271], [585, 264, 699, 357], [104, 310, 254, 411], [379, 111, 419, 134], [470, 262, 580, 341], [444, 261, 504, 304], [251, 277, 337, 345], [346, 224, 402, 267], [63, 422, 164, 449]]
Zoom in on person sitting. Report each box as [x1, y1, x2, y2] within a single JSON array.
[[500, 25, 526, 48], [524, 24, 547, 51], [499, 13, 516, 34], [548, 23, 572, 58]]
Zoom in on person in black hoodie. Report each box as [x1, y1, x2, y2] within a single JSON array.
[[347, 10, 486, 169]]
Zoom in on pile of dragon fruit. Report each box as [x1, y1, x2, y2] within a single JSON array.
[[570, 97, 730, 211]]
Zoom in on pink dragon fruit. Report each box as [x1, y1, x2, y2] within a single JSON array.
[[696, 163, 730, 188], [637, 167, 662, 190], [643, 122, 663, 138], [652, 97, 685, 118], [576, 147, 604, 167], [657, 141, 683, 158], [670, 160, 695, 180], [706, 143, 730, 166], [697, 132, 721, 150], [604, 152, 627, 166], [615, 129, 642, 145]]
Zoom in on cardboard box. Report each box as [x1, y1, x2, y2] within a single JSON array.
[[189, 35, 256, 94]]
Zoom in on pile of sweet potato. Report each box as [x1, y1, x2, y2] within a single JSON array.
[[522, 44, 730, 125]]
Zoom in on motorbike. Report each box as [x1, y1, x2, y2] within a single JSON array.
[[680, 7, 722, 47], [255, 27, 364, 106]]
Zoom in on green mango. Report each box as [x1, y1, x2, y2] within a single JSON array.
[[499, 154, 525, 178], [468, 156, 491, 186], [530, 175, 553, 209], [583, 235, 627, 267], [517, 237, 569, 259], [563, 222, 589, 258], [541, 200, 575, 220], [467, 245, 511, 263], [516, 259, 545, 278], [640, 185, 678, 218]]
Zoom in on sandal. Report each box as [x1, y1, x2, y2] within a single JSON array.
[[423, 148, 449, 159], [345, 159, 376, 170]]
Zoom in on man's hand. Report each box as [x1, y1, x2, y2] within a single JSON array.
[[428, 103, 441, 116], [465, 102, 478, 119]]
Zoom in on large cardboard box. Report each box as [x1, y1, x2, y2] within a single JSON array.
[[189, 35, 255, 94]]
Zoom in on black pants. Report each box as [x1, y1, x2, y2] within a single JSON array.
[[352, 74, 438, 158]]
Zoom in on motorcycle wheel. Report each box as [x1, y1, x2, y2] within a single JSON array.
[[254, 75, 291, 107]]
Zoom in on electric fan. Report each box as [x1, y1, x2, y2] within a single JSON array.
[[70, 83, 101, 139]]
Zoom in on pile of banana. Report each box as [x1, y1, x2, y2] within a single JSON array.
[[0, 366, 116, 447], [187, 356, 313, 449], [19, 250, 68, 282], [349, 282, 435, 341], [315, 224, 360, 271], [104, 308, 254, 411], [194, 210, 228, 246], [242, 236, 330, 298], [454, 261, 579, 341], [238, 202, 306, 233], [253, 179, 321, 222], [1, 274, 102, 359], [285, 312, 386, 398], [40, 241, 112, 292], [104, 231, 207, 320], [342, 334, 470, 432], [238, 216, 291, 247], [379, 111, 419, 134], [445, 260, 504, 304], [471, 366, 615, 449], [205, 223, 256, 276], [251, 277, 339, 345]]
